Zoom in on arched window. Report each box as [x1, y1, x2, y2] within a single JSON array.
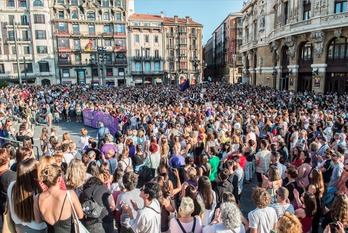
[[87, 11, 95, 21], [72, 10, 78, 19], [299, 42, 313, 61], [103, 12, 110, 20], [327, 37, 348, 61], [33, 0, 43, 6]]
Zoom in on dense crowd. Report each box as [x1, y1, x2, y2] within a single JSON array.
[[0, 83, 347, 233]]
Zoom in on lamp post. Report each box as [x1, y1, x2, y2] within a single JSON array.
[[272, 68, 277, 89], [232, 54, 236, 84], [123, 55, 127, 86], [23, 56, 27, 84], [141, 47, 145, 87], [85, 57, 95, 85], [191, 57, 199, 84]]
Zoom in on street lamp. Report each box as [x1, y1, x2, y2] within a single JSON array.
[[232, 54, 236, 84], [97, 46, 106, 86], [85, 57, 95, 85], [191, 57, 199, 84], [272, 68, 277, 89], [141, 47, 145, 87]]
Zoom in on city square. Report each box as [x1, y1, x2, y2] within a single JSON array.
[[0, 1, 347, 233]]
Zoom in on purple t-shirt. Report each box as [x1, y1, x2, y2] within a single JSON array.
[[100, 143, 118, 158], [169, 154, 185, 168]]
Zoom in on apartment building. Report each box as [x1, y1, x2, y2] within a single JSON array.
[[163, 15, 203, 85], [203, 13, 243, 83], [240, 0, 348, 94], [51, 0, 132, 86], [0, 0, 55, 85]]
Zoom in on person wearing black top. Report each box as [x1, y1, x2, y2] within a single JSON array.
[[133, 144, 145, 173], [320, 150, 334, 186], [214, 169, 234, 206]]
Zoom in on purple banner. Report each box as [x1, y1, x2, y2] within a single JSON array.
[[83, 110, 118, 135]]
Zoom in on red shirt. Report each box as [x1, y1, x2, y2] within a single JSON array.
[[227, 153, 247, 169]]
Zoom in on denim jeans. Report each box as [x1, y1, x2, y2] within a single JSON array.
[[244, 160, 254, 181]]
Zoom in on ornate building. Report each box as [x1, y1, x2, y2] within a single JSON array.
[[0, 0, 56, 85], [240, 0, 348, 94], [204, 13, 243, 83], [51, 0, 133, 86]]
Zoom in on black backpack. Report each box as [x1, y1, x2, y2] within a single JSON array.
[[82, 187, 104, 219]]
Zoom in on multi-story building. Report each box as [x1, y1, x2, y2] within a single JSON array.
[[163, 15, 203, 85], [0, 0, 55, 86], [240, 0, 348, 94], [51, 0, 132, 86], [128, 13, 165, 85], [204, 13, 243, 83]]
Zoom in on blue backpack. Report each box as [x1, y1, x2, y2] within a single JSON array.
[[322, 186, 338, 208]]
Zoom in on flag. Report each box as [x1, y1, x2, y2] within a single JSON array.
[[180, 79, 190, 91]]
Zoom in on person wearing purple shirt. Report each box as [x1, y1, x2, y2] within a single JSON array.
[[169, 153, 185, 168]]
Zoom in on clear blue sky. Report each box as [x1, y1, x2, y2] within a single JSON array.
[[134, 0, 244, 45]]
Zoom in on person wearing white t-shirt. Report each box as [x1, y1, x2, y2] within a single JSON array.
[[248, 187, 278, 233]]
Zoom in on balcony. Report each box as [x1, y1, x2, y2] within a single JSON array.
[[56, 30, 69, 36], [166, 32, 174, 37], [102, 32, 113, 37], [114, 32, 126, 37], [178, 31, 187, 36], [59, 60, 71, 65], [167, 44, 175, 49], [189, 33, 197, 38], [83, 32, 98, 37], [114, 46, 127, 52], [153, 56, 162, 61], [58, 47, 71, 52], [115, 58, 127, 64], [131, 71, 164, 75], [70, 32, 81, 37]]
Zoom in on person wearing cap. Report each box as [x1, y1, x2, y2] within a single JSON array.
[[316, 136, 329, 157], [329, 151, 344, 187], [269, 187, 295, 218]]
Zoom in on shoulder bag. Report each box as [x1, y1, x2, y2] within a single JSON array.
[[66, 191, 90, 233]]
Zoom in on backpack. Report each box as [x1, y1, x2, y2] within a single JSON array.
[[82, 187, 104, 219], [176, 217, 196, 233]]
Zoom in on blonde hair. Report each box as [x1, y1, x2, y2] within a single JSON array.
[[179, 197, 195, 217], [277, 212, 302, 233], [81, 128, 88, 136], [38, 155, 56, 180], [65, 159, 86, 189]]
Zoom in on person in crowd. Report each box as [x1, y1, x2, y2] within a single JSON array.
[[96, 122, 110, 148], [8, 158, 47, 232], [143, 143, 161, 175], [248, 187, 278, 233], [0, 148, 16, 231], [39, 127, 50, 154], [321, 194, 348, 231], [197, 175, 217, 226], [329, 151, 344, 187], [294, 191, 317, 233], [65, 158, 88, 197], [79, 176, 115, 233], [255, 139, 271, 187], [78, 128, 90, 152], [262, 165, 282, 204], [277, 212, 303, 233], [296, 150, 312, 187], [34, 164, 83, 233], [320, 149, 335, 186], [269, 187, 295, 218]]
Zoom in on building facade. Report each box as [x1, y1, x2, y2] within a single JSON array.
[[163, 15, 203, 85], [51, 0, 132, 86], [207, 13, 243, 83], [240, 0, 348, 94], [128, 13, 164, 85], [0, 0, 56, 85]]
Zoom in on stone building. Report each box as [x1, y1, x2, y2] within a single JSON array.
[[240, 0, 348, 94], [51, 0, 133, 86], [0, 0, 56, 85]]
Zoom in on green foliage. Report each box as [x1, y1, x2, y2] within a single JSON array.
[[0, 81, 9, 88]]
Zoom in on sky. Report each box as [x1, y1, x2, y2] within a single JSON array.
[[134, 0, 244, 45]]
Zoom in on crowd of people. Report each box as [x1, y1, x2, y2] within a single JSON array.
[[0, 83, 347, 233]]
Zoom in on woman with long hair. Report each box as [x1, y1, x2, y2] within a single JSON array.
[[61, 132, 71, 145], [198, 155, 211, 177], [262, 165, 283, 203], [291, 146, 304, 168], [65, 158, 88, 197], [321, 194, 348, 231], [39, 127, 49, 154], [10, 146, 33, 172], [34, 164, 83, 233], [277, 212, 303, 233], [8, 158, 47, 232], [294, 191, 317, 233], [45, 103, 52, 127], [197, 175, 217, 226]]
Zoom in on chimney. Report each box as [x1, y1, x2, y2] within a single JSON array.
[[160, 11, 164, 19], [186, 16, 190, 24], [174, 15, 178, 23]]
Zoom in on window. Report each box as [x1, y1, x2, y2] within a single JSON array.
[[154, 35, 159, 43], [62, 69, 70, 77], [135, 62, 141, 72], [9, 15, 14, 25], [72, 24, 79, 32], [57, 0, 64, 3], [106, 68, 113, 76], [104, 25, 111, 33], [11, 46, 16, 54], [104, 39, 111, 46], [154, 62, 160, 72], [145, 62, 150, 72], [72, 10, 78, 19], [75, 54, 81, 62], [35, 30, 46, 39], [335, 0, 347, 13], [13, 63, 33, 73], [70, 0, 78, 6], [56, 22, 68, 32], [58, 11, 64, 19], [103, 12, 110, 20], [87, 11, 95, 21], [33, 0, 43, 6], [34, 14, 45, 24], [114, 24, 125, 33], [135, 49, 140, 57], [88, 25, 95, 33], [0, 64, 4, 74], [19, 0, 26, 7], [58, 38, 69, 48], [144, 35, 149, 43], [145, 48, 150, 57], [74, 39, 80, 49], [155, 50, 159, 58], [8, 31, 14, 41], [21, 15, 28, 25], [116, 0, 121, 6], [103, 0, 109, 7], [37, 46, 47, 54], [22, 31, 29, 41], [39, 62, 49, 72], [92, 68, 98, 76], [303, 0, 311, 20], [116, 13, 121, 21], [115, 39, 125, 47], [7, 0, 14, 7], [135, 35, 139, 43], [284, 1, 289, 25], [327, 37, 348, 60], [300, 42, 313, 61]]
